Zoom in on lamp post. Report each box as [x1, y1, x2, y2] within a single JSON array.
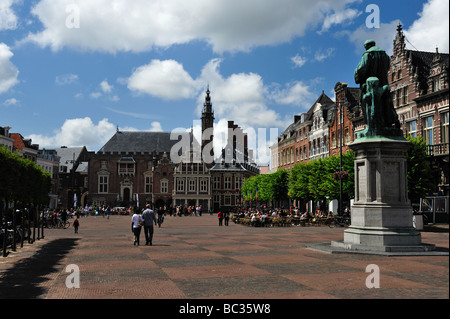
[[338, 98, 350, 216]]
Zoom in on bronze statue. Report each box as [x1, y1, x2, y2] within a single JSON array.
[[354, 40, 402, 138]]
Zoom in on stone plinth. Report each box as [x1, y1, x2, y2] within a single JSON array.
[[330, 136, 435, 254]]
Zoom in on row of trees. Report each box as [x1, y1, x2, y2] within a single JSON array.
[[241, 136, 435, 211], [0, 146, 52, 214]]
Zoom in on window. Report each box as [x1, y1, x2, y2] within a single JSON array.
[[99, 175, 108, 193], [161, 179, 168, 193], [235, 177, 241, 190], [407, 120, 417, 138], [433, 78, 441, 92], [177, 179, 184, 192], [403, 86, 408, 105], [423, 116, 434, 145], [224, 176, 232, 190], [213, 176, 220, 190], [200, 179, 208, 192], [145, 176, 152, 193], [396, 89, 402, 107], [441, 112, 449, 144], [101, 160, 107, 169], [345, 128, 350, 145], [118, 158, 135, 175], [224, 195, 231, 206], [189, 179, 196, 192]]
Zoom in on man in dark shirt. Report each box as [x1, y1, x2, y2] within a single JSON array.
[[142, 204, 157, 245]]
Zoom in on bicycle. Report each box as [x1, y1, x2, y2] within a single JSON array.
[[328, 216, 351, 228], [56, 218, 70, 229]]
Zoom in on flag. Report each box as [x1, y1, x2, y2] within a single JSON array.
[[136, 194, 139, 208], [74, 193, 77, 208]]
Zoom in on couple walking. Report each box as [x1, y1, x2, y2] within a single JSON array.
[[131, 204, 157, 246]]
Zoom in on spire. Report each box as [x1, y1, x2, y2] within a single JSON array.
[[394, 23, 405, 54], [203, 86, 213, 115]]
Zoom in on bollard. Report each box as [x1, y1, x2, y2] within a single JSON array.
[[2, 216, 7, 257], [12, 209, 16, 252]]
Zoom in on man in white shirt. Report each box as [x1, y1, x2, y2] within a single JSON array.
[[131, 210, 143, 245]]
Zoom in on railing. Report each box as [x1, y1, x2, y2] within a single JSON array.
[[426, 143, 449, 156]]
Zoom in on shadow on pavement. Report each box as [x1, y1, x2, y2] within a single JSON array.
[[0, 238, 79, 299]]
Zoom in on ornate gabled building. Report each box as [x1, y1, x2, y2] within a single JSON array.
[[210, 120, 259, 212], [389, 23, 449, 195], [54, 146, 91, 209], [88, 131, 187, 209], [308, 91, 334, 161], [274, 91, 334, 170], [172, 133, 212, 211], [329, 82, 361, 157]]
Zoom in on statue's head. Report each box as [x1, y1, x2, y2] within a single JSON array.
[[364, 39, 376, 50]]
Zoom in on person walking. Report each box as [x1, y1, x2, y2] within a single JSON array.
[[72, 217, 79, 234], [131, 210, 144, 245], [218, 210, 223, 226], [157, 206, 165, 228], [224, 211, 230, 226], [142, 204, 157, 246]]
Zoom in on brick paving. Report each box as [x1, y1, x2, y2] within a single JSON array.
[[0, 214, 448, 300]]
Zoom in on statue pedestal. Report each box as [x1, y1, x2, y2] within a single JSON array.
[[329, 137, 436, 254]]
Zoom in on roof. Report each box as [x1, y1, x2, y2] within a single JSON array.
[[98, 131, 192, 154], [406, 49, 449, 93], [55, 147, 86, 170]]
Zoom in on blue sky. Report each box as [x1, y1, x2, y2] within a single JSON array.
[[0, 0, 448, 164]]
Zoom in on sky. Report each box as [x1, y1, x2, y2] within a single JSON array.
[[0, 0, 449, 165]]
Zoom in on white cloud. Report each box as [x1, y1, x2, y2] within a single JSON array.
[[268, 81, 315, 107], [0, 43, 19, 94], [28, 117, 116, 150], [21, 0, 359, 54], [198, 59, 288, 129], [404, 0, 449, 52], [3, 97, 19, 106], [149, 122, 163, 132], [314, 48, 335, 61], [291, 54, 307, 68], [100, 79, 113, 93], [320, 8, 361, 33], [128, 59, 199, 100], [127, 57, 315, 130], [55, 73, 78, 85], [0, 0, 18, 31], [90, 92, 102, 99]]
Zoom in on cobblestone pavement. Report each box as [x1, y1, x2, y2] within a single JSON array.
[[0, 214, 448, 300]]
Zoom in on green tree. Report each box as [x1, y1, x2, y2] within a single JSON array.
[[406, 135, 435, 204]]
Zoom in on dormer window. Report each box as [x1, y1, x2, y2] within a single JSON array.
[[118, 157, 135, 175]]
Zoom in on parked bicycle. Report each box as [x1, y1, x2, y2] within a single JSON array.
[[0, 222, 24, 248], [328, 215, 351, 228], [44, 217, 70, 229]]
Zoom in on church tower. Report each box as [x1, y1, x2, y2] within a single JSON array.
[[201, 87, 215, 152]]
